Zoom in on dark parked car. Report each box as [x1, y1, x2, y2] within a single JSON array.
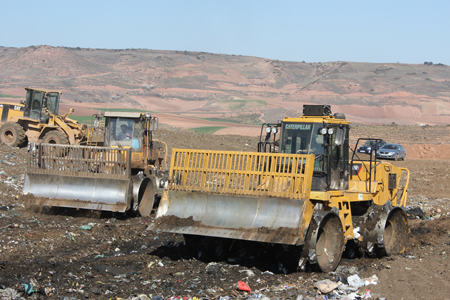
[[357, 140, 386, 154], [376, 144, 406, 161]]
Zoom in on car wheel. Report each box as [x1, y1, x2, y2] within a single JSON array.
[[394, 154, 398, 161]]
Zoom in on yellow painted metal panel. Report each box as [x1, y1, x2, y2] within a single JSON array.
[[168, 149, 314, 200]]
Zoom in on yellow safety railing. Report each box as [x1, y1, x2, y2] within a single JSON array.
[[168, 149, 314, 200]]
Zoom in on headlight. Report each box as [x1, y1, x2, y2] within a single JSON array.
[[388, 152, 395, 155], [271, 127, 277, 134], [320, 128, 328, 135], [266, 127, 271, 133], [328, 128, 334, 135], [367, 147, 371, 151]]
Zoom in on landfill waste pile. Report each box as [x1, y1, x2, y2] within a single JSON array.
[[0, 129, 449, 299]]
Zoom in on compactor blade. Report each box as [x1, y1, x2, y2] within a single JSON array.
[[147, 190, 307, 245], [23, 174, 132, 212], [24, 143, 133, 212]]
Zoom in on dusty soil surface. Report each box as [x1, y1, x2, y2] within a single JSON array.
[[0, 128, 449, 300]]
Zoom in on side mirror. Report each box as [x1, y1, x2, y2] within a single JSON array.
[[335, 128, 345, 146]]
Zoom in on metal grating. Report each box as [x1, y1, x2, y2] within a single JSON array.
[[168, 149, 314, 199], [27, 143, 132, 180]]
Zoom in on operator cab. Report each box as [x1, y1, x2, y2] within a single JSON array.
[[258, 105, 350, 192], [23, 88, 60, 123], [104, 111, 158, 152]]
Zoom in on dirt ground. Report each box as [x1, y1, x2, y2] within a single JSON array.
[[0, 128, 449, 300]]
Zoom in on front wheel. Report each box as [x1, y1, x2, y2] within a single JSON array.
[[0, 122, 26, 147], [42, 131, 69, 144], [315, 216, 345, 272]]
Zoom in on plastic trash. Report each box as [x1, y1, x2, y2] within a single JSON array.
[[314, 279, 339, 294], [238, 281, 252, 292], [0, 288, 22, 299], [347, 274, 363, 288], [78, 225, 92, 230], [363, 275, 378, 286], [23, 283, 34, 295]]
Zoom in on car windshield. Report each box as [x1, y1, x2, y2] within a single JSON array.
[[382, 144, 398, 150], [363, 141, 376, 147]]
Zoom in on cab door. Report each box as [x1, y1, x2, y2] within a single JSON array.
[[24, 89, 44, 120], [328, 125, 349, 190]]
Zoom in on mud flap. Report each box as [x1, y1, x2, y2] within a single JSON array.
[[23, 173, 132, 212]]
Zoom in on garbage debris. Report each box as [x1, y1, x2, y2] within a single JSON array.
[[314, 279, 339, 293], [238, 281, 252, 293]]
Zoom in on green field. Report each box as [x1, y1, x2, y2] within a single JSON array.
[[70, 115, 102, 124], [70, 108, 152, 124], [0, 94, 22, 98], [99, 108, 152, 113], [187, 126, 226, 134]]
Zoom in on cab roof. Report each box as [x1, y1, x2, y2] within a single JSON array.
[[25, 87, 62, 94], [104, 111, 147, 119], [283, 115, 351, 125]]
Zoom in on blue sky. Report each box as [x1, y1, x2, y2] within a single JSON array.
[[1, 0, 449, 65]]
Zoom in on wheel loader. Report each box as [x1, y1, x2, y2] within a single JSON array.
[[147, 105, 410, 272], [0, 88, 86, 147], [23, 111, 168, 216]]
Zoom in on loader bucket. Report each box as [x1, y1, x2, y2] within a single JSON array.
[[23, 143, 133, 212], [147, 149, 316, 245]]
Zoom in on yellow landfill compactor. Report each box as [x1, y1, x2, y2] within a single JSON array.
[[147, 105, 410, 272], [23, 111, 168, 216], [0, 88, 87, 147]]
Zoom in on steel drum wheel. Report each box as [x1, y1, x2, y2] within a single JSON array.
[[383, 209, 408, 255], [316, 216, 344, 272]]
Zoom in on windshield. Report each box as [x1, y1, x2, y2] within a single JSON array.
[[363, 141, 376, 147], [46, 92, 59, 115], [281, 122, 325, 156], [382, 144, 398, 150], [107, 117, 142, 149]]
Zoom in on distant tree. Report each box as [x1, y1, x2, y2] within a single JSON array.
[[424, 61, 428, 65]]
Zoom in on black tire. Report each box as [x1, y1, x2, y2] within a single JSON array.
[[382, 209, 408, 256], [315, 216, 345, 272], [0, 122, 26, 147], [42, 131, 69, 145]]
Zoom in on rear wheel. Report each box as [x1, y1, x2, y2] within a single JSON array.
[[382, 209, 408, 256], [138, 180, 157, 217], [0, 122, 26, 147], [315, 216, 344, 272], [42, 131, 69, 144]]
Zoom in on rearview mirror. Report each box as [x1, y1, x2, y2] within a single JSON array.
[[335, 128, 345, 145]]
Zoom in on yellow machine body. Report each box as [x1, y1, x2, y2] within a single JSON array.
[[148, 105, 410, 272], [0, 88, 86, 147]]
